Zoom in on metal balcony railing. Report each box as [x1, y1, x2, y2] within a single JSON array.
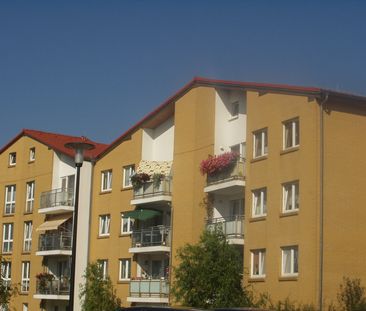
[[133, 178, 172, 199], [38, 232, 72, 251], [131, 226, 171, 248], [40, 188, 74, 209], [129, 279, 169, 298], [207, 158, 245, 186], [36, 278, 70, 295], [206, 215, 244, 239]]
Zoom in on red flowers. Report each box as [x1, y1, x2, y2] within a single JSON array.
[[200, 152, 238, 175]]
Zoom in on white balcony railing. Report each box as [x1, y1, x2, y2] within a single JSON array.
[[206, 215, 244, 239], [40, 188, 74, 210], [131, 226, 171, 248]]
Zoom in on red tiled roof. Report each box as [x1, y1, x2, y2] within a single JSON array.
[[0, 129, 108, 160], [97, 76, 366, 159]]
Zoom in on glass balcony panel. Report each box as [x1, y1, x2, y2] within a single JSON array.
[[207, 158, 245, 186], [133, 178, 172, 199], [131, 226, 170, 248], [206, 215, 244, 239], [129, 279, 169, 298], [36, 279, 70, 295], [38, 232, 72, 251], [40, 188, 74, 209]]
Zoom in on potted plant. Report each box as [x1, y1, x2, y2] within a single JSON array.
[[130, 173, 150, 190], [36, 272, 54, 292], [200, 151, 239, 176], [152, 173, 165, 189]]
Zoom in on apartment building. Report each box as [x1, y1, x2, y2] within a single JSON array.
[[2, 78, 366, 310], [90, 78, 366, 309], [0, 129, 106, 311]]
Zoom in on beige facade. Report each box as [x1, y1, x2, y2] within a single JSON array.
[[2, 78, 366, 310]]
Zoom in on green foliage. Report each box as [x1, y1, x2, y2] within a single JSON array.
[[0, 257, 16, 309], [172, 229, 252, 308], [337, 277, 366, 311], [79, 262, 121, 311], [253, 293, 317, 311]]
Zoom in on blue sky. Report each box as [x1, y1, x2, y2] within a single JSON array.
[[1, 1, 365, 147]]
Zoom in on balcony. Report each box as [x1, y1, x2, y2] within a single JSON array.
[[127, 279, 169, 304], [204, 158, 245, 195], [206, 215, 244, 245], [129, 226, 171, 253], [34, 279, 70, 300], [36, 232, 72, 256], [39, 188, 74, 214], [131, 178, 172, 205]]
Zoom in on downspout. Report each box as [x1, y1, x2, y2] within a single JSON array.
[[318, 92, 329, 311]]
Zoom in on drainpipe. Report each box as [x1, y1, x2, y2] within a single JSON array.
[[168, 202, 174, 306], [318, 92, 329, 311]]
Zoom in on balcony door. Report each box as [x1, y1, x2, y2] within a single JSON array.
[[61, 175, 75, 191]]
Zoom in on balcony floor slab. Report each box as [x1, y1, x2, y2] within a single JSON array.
[[127, 297, 169, 304], [36, 250, 72, 256], [33, 294, 69, 300], [204, 180, 245, 195], [131, 195, 172, 206], [129, 246, 171, 254], [38, 205, 74, 215]]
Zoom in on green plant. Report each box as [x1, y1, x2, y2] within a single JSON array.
[[0, 257, 17, 309], [130, 173, 150, 190], [152, 173, 165, 188], [36, 272, 55, 291], [337, 277, 366, 311], [172, 229, 252, 308], [79, 262, 121, 311]]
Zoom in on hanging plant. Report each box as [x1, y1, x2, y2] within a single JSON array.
[[131, 173, 150, 190], [200, 152, 239, 176], [152, 173, 165, 188]]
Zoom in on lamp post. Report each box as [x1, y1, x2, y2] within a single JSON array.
[[65, 140, 95, 311]]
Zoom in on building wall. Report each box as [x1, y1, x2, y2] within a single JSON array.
[[89, 130, 142, 307], [0, 136, 54, 311], [171, 86, 216, 266], [322, 99, 366, 306], [244, 91, 321, 305]]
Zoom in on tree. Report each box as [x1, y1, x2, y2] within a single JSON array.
[[79, 262, 121, 311], [172, 229, 252, 309], [337, 277, 366, 311], [0, 257, 15, 309]]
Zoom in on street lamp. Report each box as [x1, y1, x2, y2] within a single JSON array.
[[65, 140, 95, 311]]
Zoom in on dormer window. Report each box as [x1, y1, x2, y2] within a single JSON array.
[[9, 153, 16, 166]]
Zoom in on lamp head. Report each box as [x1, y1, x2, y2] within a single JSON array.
[[65, 139, 95, 167]]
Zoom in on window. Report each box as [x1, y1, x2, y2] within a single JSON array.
[[99, 215, 110, 236], [230, 142, 246, 159], [251, 249, 266, 277], [1, 261, 11, 288], [283, 119, 299, 149], [253, 129, 268, 158], [121, 215, 133, 234], [119, 259, 131, 281], [23, 221, 32, 252], [4, 185, 16, 214], [229, 199, 244, 217], [123, 165, 135, 188], [230, 101, 239, 118], [283, 182, 299, 213], [29, 147, 35, 162], [98, 260, 108, 280], [252, 188, 267, 217], [21, 261, 30, 292], [8, 152, 16, 166], [2, 223, 13, 253], [281, 246, 298, 276], [25, 181, 35, 213], [101, 170, 112, 192], [22, 304, 28, 311]]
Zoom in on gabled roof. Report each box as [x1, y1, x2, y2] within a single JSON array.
[[97, 76, 366, 159], [0, 129, 108, 160]]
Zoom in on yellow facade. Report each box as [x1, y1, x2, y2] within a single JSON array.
[[0, 136, 54, 310]]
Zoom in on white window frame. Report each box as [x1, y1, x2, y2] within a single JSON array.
[[251, 249, 266, 278], [21, 261, 30, 292], [29, 147, 35, 162], [123, 165, 135, 188], [5, 185, 16, 214], [25, 181, 35, 213], [120, 215, 133, 235], [98, 259, 108, 280], [283, 118, 299, 149], [2, 223, 13, 253], [23, 221, 32, 252], [283, 181, 299, 213], [1, 261, 11, 288], [253, 129, 268, 158], [119, 258, 131, 281], [8, 152, 16, 166], [101, 170, 112, 192], [230, 101, 239, 119], [99, 215, 110, 236], [281, 246, 299, 276], [252, 188, 267, 217]]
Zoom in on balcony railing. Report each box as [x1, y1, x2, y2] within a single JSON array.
[[206, 215, 244, 239], [133, 178, 172, 199], [40, 188, 74, 209], [131, 226, 171, 248], [38, 232, 72, 251], [36, 278, 70, 296], [207, 158, 245, 186], [129, 279, 169, 298]]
